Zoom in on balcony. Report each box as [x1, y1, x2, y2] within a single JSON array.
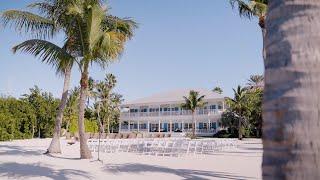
[[121, 109, 222, 118]]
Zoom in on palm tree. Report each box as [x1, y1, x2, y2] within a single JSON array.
[[246, 75, 264, 90], [226, 86, 247, 140], [94, 73, 118, 133], [181, 90, 206, 138], [1, 0, 77, 154], [66, 0, 137, 159], [229, 0, 268, 60], [212, 86, 223, 94], [263, 1, 320, 178]]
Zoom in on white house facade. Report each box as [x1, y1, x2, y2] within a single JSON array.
[[119, 89, 226, 136]]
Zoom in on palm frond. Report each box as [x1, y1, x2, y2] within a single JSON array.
[[230, 0, 254, 19], [1, 10, 56, 39], [12, 39, 74, 74]]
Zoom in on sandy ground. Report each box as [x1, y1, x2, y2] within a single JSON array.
[[0, 138, 262, 180]]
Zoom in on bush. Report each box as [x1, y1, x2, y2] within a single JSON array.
[[213, 130, 238, 138]]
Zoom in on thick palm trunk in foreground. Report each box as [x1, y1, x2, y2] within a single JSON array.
[[262, 1, 320, 179], [46, 67, 71, 153], [78, 68, 92, 159]]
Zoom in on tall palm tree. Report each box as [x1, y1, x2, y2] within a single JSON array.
[[230, 0, 268, 60], [247, 74, 264, 90], [66, 0, 137, 159], [1, 0, 77, 154], [263, 1, 320, 178], [226, 86, 247, 140], [181, 90, 206, 138], [212, 86, 223, 94]]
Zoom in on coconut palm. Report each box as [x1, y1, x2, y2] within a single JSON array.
[[66, 0, 137, 158], [212, 86, 223, 94], [1, 0, 77, 154], [94, 73, 119, 133], [229, 0, 268, 60], [246, 75, 264, 90], [181, 90, 206, 138], [226, 86, 247, 140], [263, 1, 320, 178]]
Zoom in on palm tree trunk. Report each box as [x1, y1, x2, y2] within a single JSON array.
[[99, 117, 104, 133], [46, 67, 71, 154], [263, 1, 320, 179], [238, 117, 241, 140], [38, 126, 41, 138], [107, 116, 110, 134], [78, 67, 92, 159], [32, 124, 34, 138], [66, 118, 70, 132], [261, 27, 266, 62]]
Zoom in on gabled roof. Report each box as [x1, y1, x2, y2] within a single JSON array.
[[123, 88, 224, 106]]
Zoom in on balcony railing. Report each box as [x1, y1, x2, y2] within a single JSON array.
[[121, 109, 222, 118]]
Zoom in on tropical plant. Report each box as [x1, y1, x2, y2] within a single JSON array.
[[1, 0, 77, 154], [262, 1, 320, 178], [212, 86, 223, 94], [229, 0, 268, 60], [225, 86, 247, 140], [65, 0, 137, 159], [181, 90, 206, 137], [246, 74, 264, 90], [93, 74, 122, 133], [21, 86, 60, 139]]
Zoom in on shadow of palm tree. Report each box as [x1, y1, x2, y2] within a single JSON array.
[[0, 145, 42, 156], [103, 163, 257, 180], [0, 162, 92, 180]]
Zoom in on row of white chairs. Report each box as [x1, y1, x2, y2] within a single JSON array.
[[87, 138, 238, 156]]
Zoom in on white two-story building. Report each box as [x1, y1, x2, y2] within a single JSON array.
[[119, 89, 226, 136]]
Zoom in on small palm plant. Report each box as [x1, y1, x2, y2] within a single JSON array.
[[226, 86, 247, 140], [213, 86, 223, 94], [247, 75, 264, 90], [181, 90, 206, 138]]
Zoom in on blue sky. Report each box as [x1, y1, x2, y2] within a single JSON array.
[[0, 0, 263, 101]]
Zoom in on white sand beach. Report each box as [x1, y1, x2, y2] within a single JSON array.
[[0, 138, 262, 180]]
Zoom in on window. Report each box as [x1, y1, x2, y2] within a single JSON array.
[[130, 109, 138, 113], [210, 105, 216, 109]]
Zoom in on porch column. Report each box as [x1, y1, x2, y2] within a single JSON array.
[[158, 120, 161, 133], [119, 121, 121, 133], [128, 120, 131, 131], [207, 119, 210, 131], [182, 121, 184, 131], [147, 121, 150, 132], [137, 120, 140, 132], [170, 120, 172, 133]]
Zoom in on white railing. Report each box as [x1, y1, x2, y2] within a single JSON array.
[[121, 109, 222, 118]]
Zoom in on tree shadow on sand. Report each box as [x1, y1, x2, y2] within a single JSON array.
[[0, 162, 92, 180], [0, 145, 42, 156], [103, 163, 258, 180]]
